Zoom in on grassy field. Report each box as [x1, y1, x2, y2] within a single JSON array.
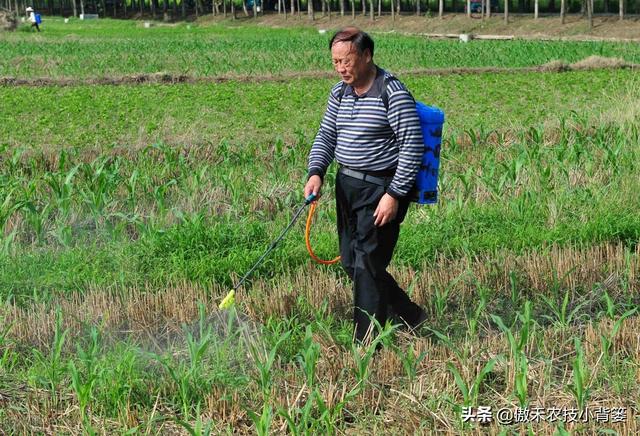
[[3, 18, 640, 78], [2, 18, 640, 434]]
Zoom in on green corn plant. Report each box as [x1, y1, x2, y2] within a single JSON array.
[[0, 315, 15, 371], [68, 325, 103, 427], [514, 351, 528, 407], [44, 164, 79, 218], [186, 303, 213, 380], [568, 337, 590, 410], [467, 285, 488, 338], [396, 342, 428, 386], [249, 330, 291, 400], [297, 325, 320, 388], [540, 289, 588, 328], [125, 169, 140, 209], [431, 272, 468, 319], [21, 201, 52, 244], [175, 403, 214, 436], [447, 357, 497, 408], [350, 319, 397, 385], [491, 301, 533, 406], [153, 178, 177, 215], [32, 307, 68, 403], [0, 187, 23, 236], [425, 326, 467, 362], [247, 403, 273, 436], [601, 289, 616, 319], [155, 356, 192, 419], [600, 308, 637, 366]]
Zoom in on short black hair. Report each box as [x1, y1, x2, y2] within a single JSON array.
[[329, 27, 374, 58]]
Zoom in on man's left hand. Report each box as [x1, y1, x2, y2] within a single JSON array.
[[373, 193, 399, 227]]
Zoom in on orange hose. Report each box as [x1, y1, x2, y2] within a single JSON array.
[[305, 201, 341, 265]]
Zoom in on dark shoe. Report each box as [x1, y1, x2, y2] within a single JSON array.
[[409, 307, 428, 332]]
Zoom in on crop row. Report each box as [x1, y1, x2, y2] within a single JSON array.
[[2, 20, 640, 77]]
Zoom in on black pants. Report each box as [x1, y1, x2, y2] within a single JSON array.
[[31, 22, 40, 32], [336, 170, 423, 342]]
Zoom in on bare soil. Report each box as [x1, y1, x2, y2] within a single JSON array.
[[0, 59, 636, 87]]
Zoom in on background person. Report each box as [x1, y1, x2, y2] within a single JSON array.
[[26, 7, 40, 32], [304, 27, 427, 344]]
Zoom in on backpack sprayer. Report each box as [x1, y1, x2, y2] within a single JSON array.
[[218, 103, 445, 310]]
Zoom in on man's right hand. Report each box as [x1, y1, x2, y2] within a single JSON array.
[[304, 175, 323, 200]]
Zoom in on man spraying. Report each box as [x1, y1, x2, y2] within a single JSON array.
[[26, 7, 40, 32], [304, 27, 427, 344]]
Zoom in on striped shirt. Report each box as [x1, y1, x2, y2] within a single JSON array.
[[308, 66, 423, 198]]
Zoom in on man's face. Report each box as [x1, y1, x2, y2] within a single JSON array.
[[331, 41, 371, 86]]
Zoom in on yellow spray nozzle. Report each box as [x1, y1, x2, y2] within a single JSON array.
[[218, 289, 236, 310]]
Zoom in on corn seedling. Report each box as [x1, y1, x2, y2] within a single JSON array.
[[447, 357, 498, 408], [68, 325, 103, 428], [249, 330, 291, 400], [396, 342, 428, 386], [568, 337, 591, 410], [31, 307, 68, 404], [297, 325, 320, 388], [600, 308, 637, 366]]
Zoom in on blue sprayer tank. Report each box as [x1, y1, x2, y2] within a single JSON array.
[[413, 102, 445, 204]]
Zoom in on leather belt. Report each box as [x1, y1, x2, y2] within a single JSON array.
[[339, 167, 393, 187]]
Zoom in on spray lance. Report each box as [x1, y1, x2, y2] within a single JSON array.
[[218, 192, 328, 309]]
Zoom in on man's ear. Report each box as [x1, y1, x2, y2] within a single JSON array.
[[363, 49, 372, 63]]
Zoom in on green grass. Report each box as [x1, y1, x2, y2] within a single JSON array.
[[2, 18, 640, 78], [2, 69, 635, 150]]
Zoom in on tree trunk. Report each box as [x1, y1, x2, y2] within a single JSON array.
[[486, 0, 490, 17], [416, 0, 420, 15], [308, 0, 314, 19], [534, 0, 538, 18], [350, 0, 354, 17], [369, 0, 373, 18], [291, 0, 295, 13], [587, 0, 592, 28], [232, 0, 236, 19], [504, 0, 508, 21], [377, 0, 380, 16], [466, 0, 470, 15], [560, 0, 565, 22], [340, 0, 344, 14], [242, 0, 248, 16], [163, 0, 168, 20], [297, 0, 301, 16], [362, 0, 365, 16], [438, 0, 443, 16], [223, 0, 226, 17], [72, 0, 77, 16], [619, 0, 623, 19]]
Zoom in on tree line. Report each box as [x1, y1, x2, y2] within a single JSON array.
[[2, 0, 636, 26]]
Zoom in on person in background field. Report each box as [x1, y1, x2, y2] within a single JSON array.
[[26, 7, 40, 32], [304, 27, 427, 345]]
